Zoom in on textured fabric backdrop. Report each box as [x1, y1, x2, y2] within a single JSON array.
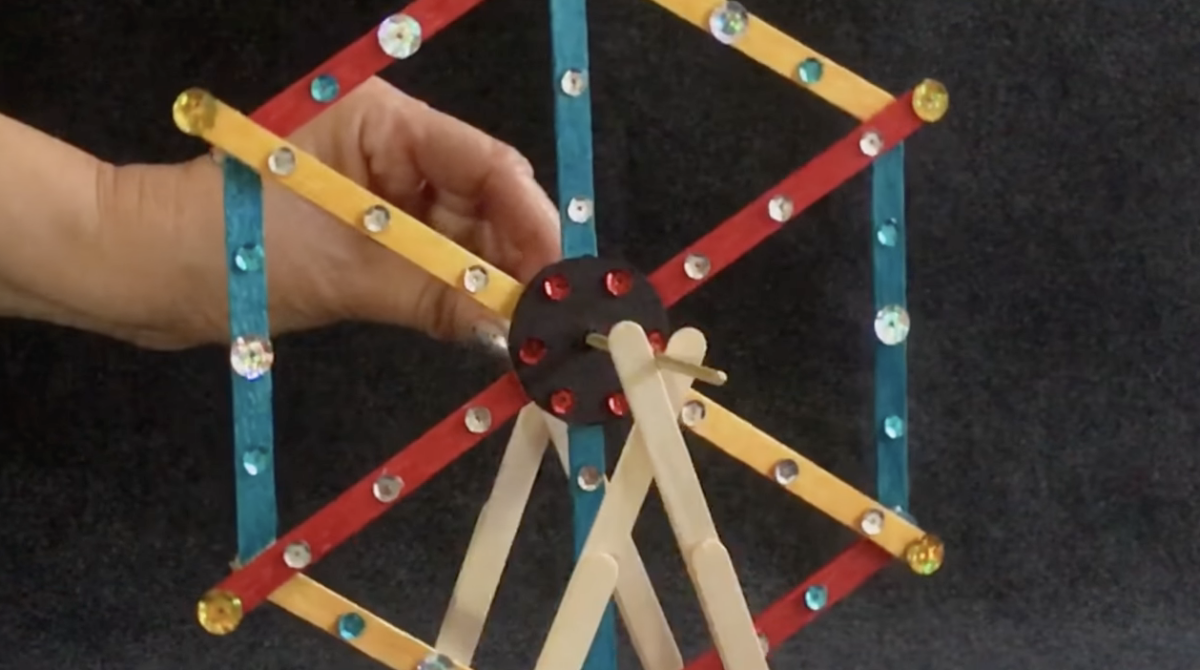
[[2, 1, 1197, 669]]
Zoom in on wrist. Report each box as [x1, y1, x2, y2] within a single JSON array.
[[94, 157, 230, 347], [0, 114, 110, 327]]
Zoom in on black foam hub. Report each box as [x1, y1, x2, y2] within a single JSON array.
[[507, 256, 670, 426]]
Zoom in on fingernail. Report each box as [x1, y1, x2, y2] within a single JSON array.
[[470, 320, 511, 359]]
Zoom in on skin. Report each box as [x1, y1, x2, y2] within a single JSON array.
[[0, 77, 561, 349]]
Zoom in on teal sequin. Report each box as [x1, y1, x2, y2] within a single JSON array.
[[336, 612, 366, 640], [241, 447, 271, 476], [416, 654, 454, 670], [804, 584, 828, 611], [310, 74, 340, 103], [876, 219, 898, 247], [797, 58, 824, 84], [233, 243, 265, 273]]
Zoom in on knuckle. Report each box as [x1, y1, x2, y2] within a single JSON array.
[[494, 141, 534, 177], [423, 285, 461, 341]]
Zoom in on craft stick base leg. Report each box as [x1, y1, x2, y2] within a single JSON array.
[[436, 405, 550, 663], [609, 322, 767, 670], [536, 553, 622, 670], [688, 538, 768, 670]]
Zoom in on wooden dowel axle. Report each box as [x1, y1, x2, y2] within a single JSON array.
[[586, 332, 727, 387]]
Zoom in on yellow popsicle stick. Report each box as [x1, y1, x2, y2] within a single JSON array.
[[171, 88, 523, 319], [683, 390, 925, 557], [645, 0, 894, 119], [269, 574, 473, 670]]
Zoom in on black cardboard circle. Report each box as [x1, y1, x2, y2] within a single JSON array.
[[507, 256, 669, 426]]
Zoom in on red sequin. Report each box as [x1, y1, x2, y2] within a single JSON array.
[[542, 274, 571, 301], [549, 389, 575, 415], [603, 269, 633, 297], [518, 338, 546, 365], [647, 330, 667, 352], [606, 392, 629, 417]]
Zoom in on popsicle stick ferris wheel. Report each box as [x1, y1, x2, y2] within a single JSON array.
[[176, 1, 949, 668]]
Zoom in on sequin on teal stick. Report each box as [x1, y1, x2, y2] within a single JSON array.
[[551, 1, 597, 260], [876, 218, 899, 247], [310, 74, 340, 103], [871, 145, 909, 512], [223, 159, 278, 561], [241, 447, 271, 476], [550, 0, 614, 668], [566, 423, 614, 669], [233, 243, 265, 273]]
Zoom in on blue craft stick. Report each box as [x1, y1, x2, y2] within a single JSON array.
[[223, 158, 278, 561], [871, 145, 910, 513], [550, 0, 617, 667], [551, 0, 599, 260], [567, 422, 616, 670]]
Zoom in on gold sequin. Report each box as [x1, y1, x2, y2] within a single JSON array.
[[912, 79, 949, 123], [172, 88, 217, 136], [905, 534, 945, 575], [197, 589, 243, 635]]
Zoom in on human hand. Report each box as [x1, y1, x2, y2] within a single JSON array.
[[86, 76, 560, 349]]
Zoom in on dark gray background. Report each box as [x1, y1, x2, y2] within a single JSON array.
[[2, 0, 1197, 668]]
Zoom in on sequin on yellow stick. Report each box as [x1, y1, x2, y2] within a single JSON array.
[[645, 0, 895, 119], [912, 79, 950, 123], [168, 88, 524, 319], [172, 88, 217, 136], [197, 590, 243, 635], [905, 535, 945, 575]]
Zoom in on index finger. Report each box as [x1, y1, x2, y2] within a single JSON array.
[[364, 89, 562, 280]]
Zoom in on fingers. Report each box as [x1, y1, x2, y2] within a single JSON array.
[[418, 280, 503, 343], [357, 80, 562, 282], [284, 78, 562, 342], [467, 146, 562, 281]]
